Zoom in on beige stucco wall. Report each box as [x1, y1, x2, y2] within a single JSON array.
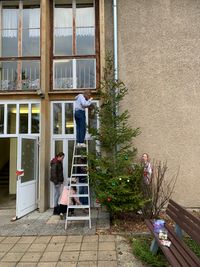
[[111, 0, 200, 207]]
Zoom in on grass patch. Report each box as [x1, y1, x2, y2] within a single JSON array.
[[132, 236, 168, 267], [184, 237, 200, 258], [132, 236, 200, 267]]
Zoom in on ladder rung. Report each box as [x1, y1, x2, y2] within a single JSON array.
[[70, 183, 89, 187], [74, 155, 87, 158], [71, 174, 88, 177], [66, 216, 90, 220], [68, 205, 89, 209], [69, 194, 89, 197], [73, 164, 87, 167]]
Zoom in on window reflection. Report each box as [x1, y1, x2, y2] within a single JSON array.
[[0, 105, 4, 134], [22, 61, 40, 90], [76, 3, 95, 55], [54, 3, 72, 56], [19, 104, 28, 134], [22, 7, 40, 56], [0, 61, 18, 90], [31, 103, 40, 133], [54, 60, 72, 89], [76, 59, 95, 88], [53, 103, 62, 134], [65, 103, 74, 134], [7, 104, 16, 134]]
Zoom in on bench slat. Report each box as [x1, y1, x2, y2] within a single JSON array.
[[145, 220, 183, 267], [165, 224, 200, 267], [167, 203, 200, 245], [146, 219, 200, 267]]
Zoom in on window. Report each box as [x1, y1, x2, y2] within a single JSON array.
[[53, 0, 98, 90], [0, 102, 40, 135], [0, 1, 40, 91]]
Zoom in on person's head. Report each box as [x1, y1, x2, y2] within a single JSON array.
[[83, 90, 91, 100], [56, 152, 65, 161], [141, 153, 149, 163]]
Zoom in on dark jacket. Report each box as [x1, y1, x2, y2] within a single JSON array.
[[50, 157, 64, 185]]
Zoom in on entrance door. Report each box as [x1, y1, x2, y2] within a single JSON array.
[[16, 136, 38, 218]]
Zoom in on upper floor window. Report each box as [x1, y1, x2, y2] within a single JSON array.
[[0, 1, 40, 91], [53, 0, 98, 90]]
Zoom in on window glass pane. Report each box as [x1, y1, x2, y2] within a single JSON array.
[[55, 140, 63, 156], [7, 104, 16, 134], [22, 61, 40, 90], [22, 7, 40, 56], [0, 105, 4, 134], [76, 3, 95, 55], [88, 102, 97, 129], [0, 61, 18, 90], [1, 8, 18, 57], [68, 140, 74, 177], [53, 103, 62, 134], [19, 104, 28, 133], [76, 59, 95, 88], [54, 60, 73, 89], [54, 3, 72, 55], [21, 138, 36, 183], [65, 103, 74, 134], [31, 103, 40, 133]]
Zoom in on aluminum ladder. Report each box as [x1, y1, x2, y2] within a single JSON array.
[[65, 141, 91, 229]]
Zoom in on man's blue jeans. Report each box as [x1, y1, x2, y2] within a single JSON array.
[[75, 110, 86, 143], [54, 183, 61, 207]]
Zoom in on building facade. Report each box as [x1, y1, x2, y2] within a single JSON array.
[[0, 0, 199, 218]]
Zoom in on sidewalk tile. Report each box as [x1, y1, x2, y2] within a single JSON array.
[[28, 243, 47, 252], [1, 252, 24, 262], [1, 237, 20, 244], [82, 235, 98, 243], [63, 242, 81, 251], [18, 236, 36, 244], [50, 236, 66, 243], [0, 252, 5, 260], [77, 261, 97, 267], [60, 251, 79, 261], [16, 263, 37, 267], [98, 251, 117, 261], [33, 236, 51, 244], [66, 236, 83, 243], [9, 243, 30, 253], [20, 252, 42, 262], [79, 251, 97, 261], [0, 243, 14, 252], [37, 262, 57, 267], [99, 235, 115, 242], [40, 251, 61, 262], [0, 263, 16, 267], [45, 243, 64, 252], [98, 242, 115, 251], [81, 242, 98, 251], [57, 262, 77, 267], [98, 261, 117, 267]]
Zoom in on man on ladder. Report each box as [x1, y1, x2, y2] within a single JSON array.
[[74, 90, 93, 147], [65, 90, 93, 229]]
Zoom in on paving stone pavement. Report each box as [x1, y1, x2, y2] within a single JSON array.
[[0, 209, 146, 266]]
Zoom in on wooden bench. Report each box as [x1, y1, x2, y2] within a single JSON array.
[[145, 199, 200, 267]]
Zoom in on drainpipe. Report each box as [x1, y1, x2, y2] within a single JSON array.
[[113, 0, 118, 155], [113, 0, 118, 81]]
